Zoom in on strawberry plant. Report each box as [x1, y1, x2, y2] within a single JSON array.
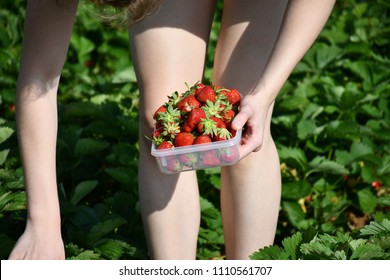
[[250, 194, 390, 260]]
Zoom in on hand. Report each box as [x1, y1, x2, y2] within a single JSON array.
[[8, 221, 65, 260], [231, 93, 271, 159]]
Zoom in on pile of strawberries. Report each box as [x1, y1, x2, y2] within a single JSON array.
[[150, 81, 241, 149], [149, 82, 241, 172]]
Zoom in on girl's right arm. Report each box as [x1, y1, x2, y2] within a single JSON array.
[[8, 0, 79, 260]]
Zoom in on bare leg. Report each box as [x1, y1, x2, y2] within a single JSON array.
[[214, 0, 288, 259], [129, 0, 217, 259]]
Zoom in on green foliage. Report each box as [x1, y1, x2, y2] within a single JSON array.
[[251, 215, 390, 260], [0, 0, 389, 260]]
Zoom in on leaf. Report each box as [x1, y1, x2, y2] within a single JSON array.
[[281, 232, 302, 260], [315, 43, 343, 69], [335, 150, 353, 166], [300, 43, 342, 70], [87, 217, 126, 244], [335, 142, 373, 165], [209, 174, 221, 190], [361, 165, 376, 184], [340, 90, 360, 110], [297, 119, 317, 140], [277, 95, 310, 112], [0, 127, 14, 143], [282, 201, 305, 228], [378, 156, 390, 175], [112, 67, 137, 83], [377, 195, 390, 207], [343, 60, 373, 83], [0, 190, 26, 212], [64, 102, 101, 118], [74, 138, 109, 157], [95, 239, 136, 260], [357, 188, 378, 214], [200, 197, 220, 219], [309, 156, 349, 175], [70, 35, 95, 62], [0, 149, 10, 166], [249, 245, 289, 260], [333, 250, 347, 260], [0, 234, 15, 260], [281, 181, 312, 200], [278, 146, 308, 171], [326, 120, 360, 140], [360, 104, 383, 118], [70, 180, 98, 205], [68, 250, 101, 260], [350, 142, 374, 160], [360, 219, 390, 236], [300, 241, 334, 259], [105, 167, 136, 186], [350, 242, 384, 260], [198, 228, 224, 245]]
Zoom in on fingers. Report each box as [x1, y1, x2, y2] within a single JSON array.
[[232, 96, 268, 159], [231, 105, 251, 131], [238, 134, 263, 160]]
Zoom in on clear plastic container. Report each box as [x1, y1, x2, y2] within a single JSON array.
[[151, 129, 242, 174]]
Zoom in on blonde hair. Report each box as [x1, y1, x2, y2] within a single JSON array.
[[90, 0, 162, 25]]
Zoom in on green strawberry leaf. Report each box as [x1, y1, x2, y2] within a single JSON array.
[[282, 232, 303, 260], [0, 127, 14, 144], [357, 187, 378, 214], [70, 180, 98, 205], [250, 245, 289, 260], [309, 156, 349, 175], [360, 219, 390, 236]]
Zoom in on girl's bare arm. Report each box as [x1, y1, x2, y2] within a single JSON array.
[[233, 0, 336, 158], [9, 0, 79, 260]]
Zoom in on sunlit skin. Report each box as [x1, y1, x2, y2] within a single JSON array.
[[9, 0, 335, 259]]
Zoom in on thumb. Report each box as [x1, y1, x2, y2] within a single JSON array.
[[231, 108, 251, 131]]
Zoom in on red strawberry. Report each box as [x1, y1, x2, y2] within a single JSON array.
[[166, 158, 182, 172], [202, 150, 221, 167], [229, 127, 237, 138], [219, 147, 238, 163], [227, 88, 241, 106], [152, 126, 164, 138], [213, 128, 232, 141], [155, 120, 164, 130], [174, 132, 194, 147], [194, 82, 206, 94], [197, 116, 226, 136], [157, 105, 181, 123], [195, 85, 216, 103], [181, 119, 194, 133], [218, 88, 241, 106], [215, 86, 229, 98], [149, 127, 165, 146], [193, 135, 212, 145], [179, 153, 198, 167], [9, 104, 16, 113], [201, 100, 224, 118], [221, 109, 235, 124], [186, 108, 206, 128], [371, 181, 381, 189], [176, 94, 201, 113], [212, 116, 227, 129], [162, 121, 181, 138], [167, 91, 182, 106], [153, 105, 167, 120], [157, 141, 174, 149]]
